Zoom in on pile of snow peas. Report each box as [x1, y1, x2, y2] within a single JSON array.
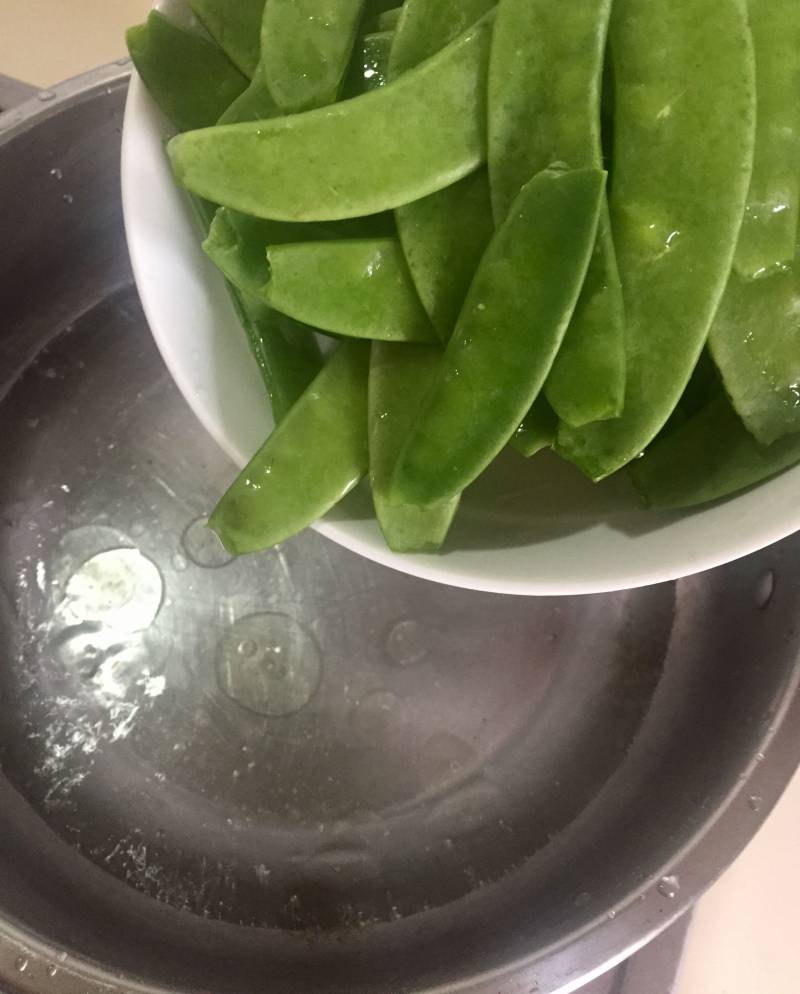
[[127, 0, 800, 556]]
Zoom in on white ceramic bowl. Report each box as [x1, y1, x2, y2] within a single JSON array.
[[121, 2, 800, 596]]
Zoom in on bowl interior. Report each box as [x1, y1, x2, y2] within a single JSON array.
[[121, 1, 800, 596]]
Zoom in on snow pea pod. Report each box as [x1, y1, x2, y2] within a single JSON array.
[[709, 259, 800, 445], [391, 167, 605, 505], [370, 343, 460, 552], [188, 0, 265, 78], [489, 0, 625, 428], [261, 0, 366, 113], [127, 12, 248, 134], [342, 30, 394, 97], [203, 208, 393, 297], [128, 17, 322, 420], [557, 0, 757, 480], [733, 0, 800, 280], [168, 17, 492, 222], [389, 0, 496, 78], [217, 62, 282, 124], [389, 1, 497, 340], [376, 8, 401, 31], [395, 170, 495, 341], [211, 341, 370, 554], [513, 397, 558, 458], [631, 395, 800, 510], [263, 240, 437, 343]]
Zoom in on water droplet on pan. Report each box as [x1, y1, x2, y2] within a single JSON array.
[[182, 517, 233, 569], [217, 613, 322, 717], [657, 875, 680, 899]]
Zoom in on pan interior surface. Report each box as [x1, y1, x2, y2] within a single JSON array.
[[0, 71, 799, 994]]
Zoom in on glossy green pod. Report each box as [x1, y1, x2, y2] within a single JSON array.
[[261, 0, 366, 112], [631, 395, 800, 510], [127, 12, 248, 134], [342, 30, 394, 97], [390, 1, 497, 341], [489, 0, 625, 428], [391, 167, 605, 505], [557, 0, 757, 480], [211, 341, 370, 554], [709, 258, 800, 445], [369, 343, 460, 552], [263, 240, 437, 342], [168, 17, 492, 222], [188, 0, 266, 77], [217, 61, 282, 124], [733, 0, 800, 279], [388, 0, 496, 77]]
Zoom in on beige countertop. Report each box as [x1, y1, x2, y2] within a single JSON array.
[[0, 0, 149, 87]]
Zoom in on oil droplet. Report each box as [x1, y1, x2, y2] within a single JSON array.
[[15, 956, 28, 972], [62, 193, 74, 205], [748, 795, 763, 812], [657, 875, 680, 899], [50, 167, 63, 180], [47, 965, 58, 978], [217, 613, 322, 717], [755, 570, 775, 609], [385, 619, 429, 667], [171, 552, 188, 572], [182, 517, 233, 569], [38, 90, 56, 102]]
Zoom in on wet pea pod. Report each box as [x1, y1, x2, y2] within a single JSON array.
[[127, 11, 248, 134], [128, 14, 322, 419], [168, 17, 493, 222], [631, 394, 800, 510], [188, 0, 266, 77], [217, 61, 282, 124], [263, 240, 437, 343], [261, 0, 367, 112], [489, 0, 625, 428], [370, 344, 460, 552], [557, 0, 757, 481], [202, 207, 393, 296], [388, 0, 496, 78], [513, 397, 559, 458], [211, 340, 371, 554], [734, 0, 800, 280], [342, 30, 394, 97], [391, 167, 605, 506], [389, 1, 497, 340], [709, 257, 800, 445]]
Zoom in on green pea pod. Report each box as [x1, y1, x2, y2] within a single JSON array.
[[127, 12, 248, 134], [343, 30, 395, 97], [217, 62, 282, 124], [395, 170, 495, 341], [233, 294, 324, 423], [388, 0, 496, 77], [369, 343, 460, 552], [391, 167, 605, 506], [709, 260, 800, 445], [389, 0, 496, 341], [513, 396, 559, 458], [261, 0, 366, 112], [557, 0, 756, 481], [211, 340, 370, 554], [733, 0, 800, 280], [263, 240, 437, 343], [631, 395, 800, 510], [489, 0, 625, 428], [168, 17, 492, 222], [376, 8, 402, 31], [188, 0, 266, 78], [128, 15, 322, 420]]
